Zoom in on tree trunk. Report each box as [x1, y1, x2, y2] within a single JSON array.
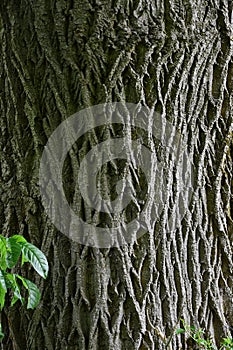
[[0, 0, 233, 349]]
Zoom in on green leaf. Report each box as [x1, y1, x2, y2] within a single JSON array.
[[9, 235, 27, 244], [9, 235, 27, 267], [4, 273, 24, 306], [16, 275, 41, 309], [0, 284, 6, 311], [4, 273, 17, 289], [221, 337, 233, 350], [0, 237, 7, 271], [0, 270, 7, 310], [21, 252, 29, 266], [10, 293, 24, 307], [196, 338, 207, 345], [176, 328, 185, 334], [6, 237, 22, 268], [20, 242, 48, 279], [222, 337, 233, 345], [0, 270, 7, 291]]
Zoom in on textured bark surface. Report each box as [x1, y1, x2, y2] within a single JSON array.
[[0, 0, 233, 349]]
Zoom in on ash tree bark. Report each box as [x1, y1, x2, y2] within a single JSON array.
[[0, 0, 233, 349]]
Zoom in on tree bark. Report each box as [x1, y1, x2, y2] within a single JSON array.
[[0, 0, 233, 349]]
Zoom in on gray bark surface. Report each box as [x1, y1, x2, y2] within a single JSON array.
[[0, 0, 233, 349]]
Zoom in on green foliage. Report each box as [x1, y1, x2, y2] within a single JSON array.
[[176, 319, 233, 350], [220, 338, 233, 350], [0, 234, 49, 341]]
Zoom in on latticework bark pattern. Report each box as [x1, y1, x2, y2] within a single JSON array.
[[0, 0, 233, 349]]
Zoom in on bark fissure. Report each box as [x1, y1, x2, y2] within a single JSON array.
[[0, 0, 233, 349]]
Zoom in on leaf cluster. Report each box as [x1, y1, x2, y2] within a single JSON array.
[[176, 319, 233, 350], [0, 234, 49, 340]]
